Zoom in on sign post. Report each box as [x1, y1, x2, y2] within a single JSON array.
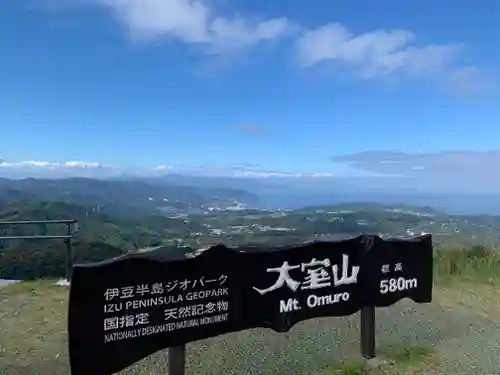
[[168, 345, 185, 375], [360, 306, 376, 359], [67, 235, 433, 375], [360, 235, 376, 360]]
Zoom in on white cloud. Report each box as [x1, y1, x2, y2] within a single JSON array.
[[310, 172, 336, 178], [28, 1, 486, 85], [331, 150, 500, 193], [231, 169, 337, 178], [99, 0, 292, 54], [296, 23, 460, 78], [152, 164, 171, 171], [64, 161, 104, 168], [101, 0, 210, 42], [446, 66, 492, 95], [0, 159, 338, 179], [0, 160, 107, 168], [35, 0, 477, 82], [238, 171, 303, 178]]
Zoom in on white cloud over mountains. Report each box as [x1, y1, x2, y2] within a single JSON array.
[[87, 0, 473, 80], [0, 159, 336, 179], [0, 160, 107, 168], [2, 152, 499, 194], [331, 150, 500, 193], [332, 150, 500, 173], [0, 160, 117, 179]]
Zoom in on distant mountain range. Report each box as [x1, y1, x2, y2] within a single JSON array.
[[0, 177, 259, 217], [0, 174, 499, 215]]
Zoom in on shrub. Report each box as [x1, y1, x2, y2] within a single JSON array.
[[434, 245, 500, 284]]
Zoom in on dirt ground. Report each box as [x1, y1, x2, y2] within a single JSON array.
[[0, 281, 499, 375]]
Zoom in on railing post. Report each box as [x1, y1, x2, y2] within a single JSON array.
[[168, 345, 186, 375], [65, 223, 73, 282]]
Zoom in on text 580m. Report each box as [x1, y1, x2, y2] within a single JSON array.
[[379, 277, 418, 294]]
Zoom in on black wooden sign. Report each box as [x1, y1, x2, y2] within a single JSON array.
[[68, 234, 433, 375]]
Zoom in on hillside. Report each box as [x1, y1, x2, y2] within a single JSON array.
[[0, 177, 259, 217], [3, 200, 500, 252], [2, 199, 500, 281], [0, 200, 203, 280], [0, 200, 205, 250], [193, 204, 500, 248]]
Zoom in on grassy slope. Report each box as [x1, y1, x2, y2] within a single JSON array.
[[1, 250, 500, 375]]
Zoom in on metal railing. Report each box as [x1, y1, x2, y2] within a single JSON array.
[[0, 220, 78, 281]]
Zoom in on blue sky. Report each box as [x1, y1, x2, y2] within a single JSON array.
[[1, 0, 499, 180]]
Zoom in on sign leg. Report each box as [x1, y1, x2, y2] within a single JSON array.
[[168, 345, 186, 375], [360, 306, 375, 359]]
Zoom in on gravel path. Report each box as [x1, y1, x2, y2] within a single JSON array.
[[1, 282, 499, 375], [124, 283, 500, 375]]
